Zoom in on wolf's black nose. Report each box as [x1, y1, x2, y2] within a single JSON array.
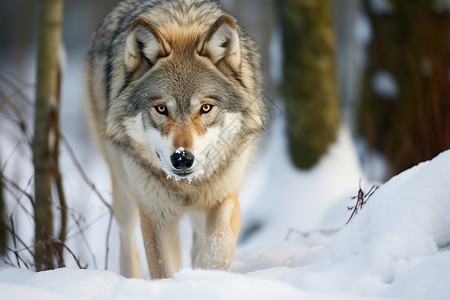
[[171, 149, 194, 170]]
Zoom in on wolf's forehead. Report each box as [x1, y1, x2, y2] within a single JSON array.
[[131, 59, 244, 115], [156, 64, 204, 107], [156, 60, 217, 96]]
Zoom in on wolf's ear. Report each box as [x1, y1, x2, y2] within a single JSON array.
[[124, 17, 171, 73], [198, 14, 241, 74]]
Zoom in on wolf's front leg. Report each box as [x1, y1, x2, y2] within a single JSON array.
[[139, 208, 182, 279], [111, 176, 142, 279], [195, 194, 241, 270]]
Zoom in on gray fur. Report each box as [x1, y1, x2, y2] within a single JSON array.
[[85, 0, 265, 279]]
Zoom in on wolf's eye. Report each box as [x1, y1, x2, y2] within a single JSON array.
[[200, 104, 213, 114], [155, 104, 168, 116]]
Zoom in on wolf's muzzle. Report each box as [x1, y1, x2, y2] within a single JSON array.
[[170, 149, 194, 172]]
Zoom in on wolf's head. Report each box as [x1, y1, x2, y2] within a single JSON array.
[[106, 12, 264, 182]]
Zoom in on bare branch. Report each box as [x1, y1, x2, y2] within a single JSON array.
[[346, 179, 379, 224]]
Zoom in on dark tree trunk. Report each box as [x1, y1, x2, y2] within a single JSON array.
[[280, 0, 341, 169], [358, 0, 450, 177]]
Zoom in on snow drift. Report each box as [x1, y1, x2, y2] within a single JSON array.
[[259, 149, 450, 299]]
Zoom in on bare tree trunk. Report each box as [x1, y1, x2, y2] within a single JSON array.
[[33, 0, 64, 271], [280, 0, 341, 169]]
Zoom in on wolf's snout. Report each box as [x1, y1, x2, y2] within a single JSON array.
[[170, 150, 194, 171]]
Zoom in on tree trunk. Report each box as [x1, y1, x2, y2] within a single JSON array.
[[358, 0, 450, 177], [33, 0, 64, 271], [280, 0, 341, 169]]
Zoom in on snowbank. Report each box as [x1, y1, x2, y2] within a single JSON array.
[[247, 149, 450, 299]]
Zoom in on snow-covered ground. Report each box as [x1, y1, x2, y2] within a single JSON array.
[[1, 107, 449, 298]]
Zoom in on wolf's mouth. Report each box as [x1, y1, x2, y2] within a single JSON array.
[[172, 171, 193, 177]]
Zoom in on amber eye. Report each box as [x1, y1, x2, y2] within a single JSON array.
[[200, 104, 213, 114], [155, 104, 168, 116]]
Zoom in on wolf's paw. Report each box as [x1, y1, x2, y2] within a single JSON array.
[[194, 231, 234, 270]]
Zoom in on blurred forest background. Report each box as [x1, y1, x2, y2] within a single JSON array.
[[0, 0, 449, 270]]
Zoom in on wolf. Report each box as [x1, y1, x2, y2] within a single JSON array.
[[84, 0, 265, 279]]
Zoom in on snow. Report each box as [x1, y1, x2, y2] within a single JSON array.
[[271, 150, 450, 297], [175, 147, 185, 154], [354, 13, 372, 46], [356, 138, 390, 182], [371, 69, 398, 99], [269, 27, 283, 85], [368, 0, 393, 14], [1, 109, 450, 299]]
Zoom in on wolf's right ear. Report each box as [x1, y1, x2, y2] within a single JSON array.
[[124, 17, 171, 73]]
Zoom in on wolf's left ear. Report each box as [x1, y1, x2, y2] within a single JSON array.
[[198, 14, 241, 74], [125, 17, 171, 73]]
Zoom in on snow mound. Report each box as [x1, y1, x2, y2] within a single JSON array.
[[262, 150, 450, 298], [327, 150, 450, 282]]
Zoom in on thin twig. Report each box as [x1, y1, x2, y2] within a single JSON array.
[[9, 216, 21, 268], [0, 217, 35, 259], [60, 134, 111, 209], [0, 82, 34, 112], [65, 211, 107, 239], [1, 244, 30, 269], [104, 212, 113, 270], [346, 179, 379, 224], [69, 210, 98, 269], [2, 175, 36, 214], [47, 237, 87, 269], [0, 140, 23, 174]]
